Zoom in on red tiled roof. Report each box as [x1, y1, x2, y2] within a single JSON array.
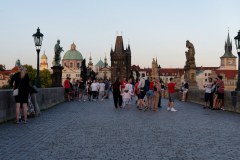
[[197, 66, 219, 70], [215, 70, 237, 79], [160, 68, 184, 76]]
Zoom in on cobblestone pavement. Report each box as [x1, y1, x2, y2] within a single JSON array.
[[1, 96, 240, 160]]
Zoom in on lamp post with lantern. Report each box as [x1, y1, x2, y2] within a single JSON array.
[[234, 30, 240, 91], [157, 65, 161, 79], [32, 27, 43, 88]]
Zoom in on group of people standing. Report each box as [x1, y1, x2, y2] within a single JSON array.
[[64, 77, 111, 102], [204, 75, 225, 110], [112, 73, 178, 112]]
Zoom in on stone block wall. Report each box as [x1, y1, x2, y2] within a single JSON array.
[[0, 87, 65, 123], [187, 89, 240, 113]]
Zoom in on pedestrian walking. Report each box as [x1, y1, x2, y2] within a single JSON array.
[[121, 88, 133, 108], [167, 77, 177, 112], [138, 73, 147, 110], [112, 78, 122, 108], [152, 78, 160, 112]]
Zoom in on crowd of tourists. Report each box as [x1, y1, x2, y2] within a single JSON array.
[[10, 64, 225, 124], [64, 77, 111, 102], [112, 73, 177, 112]]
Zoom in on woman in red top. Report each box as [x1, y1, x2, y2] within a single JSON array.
[[167, 78, 177, 112]]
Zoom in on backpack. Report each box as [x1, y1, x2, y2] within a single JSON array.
[[143, 79, 150, 92]]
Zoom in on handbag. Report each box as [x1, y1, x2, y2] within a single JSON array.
[[13, 88, 19, 96]]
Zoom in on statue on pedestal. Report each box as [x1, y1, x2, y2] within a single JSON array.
[[52, 40, 64, 67], [184, 40, 198, 89], [185, 40, 196, 69]]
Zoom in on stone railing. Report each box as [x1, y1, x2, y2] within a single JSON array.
[[187, 88, 240, 113], [0, 87, 65, 123]]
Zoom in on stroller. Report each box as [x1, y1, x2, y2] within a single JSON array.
[[28, 95, 35, 117]]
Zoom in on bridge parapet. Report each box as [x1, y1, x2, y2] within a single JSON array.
[[0, 87, 65, 123], [187, 89, 240, 113]]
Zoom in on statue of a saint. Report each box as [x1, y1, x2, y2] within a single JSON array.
[[15, 59, 21, 67], [52, 40, 64, 66], [185, 40, 196, 68]]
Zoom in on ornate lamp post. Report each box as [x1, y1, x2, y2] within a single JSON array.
[[32, 27, 44, 87], [234, 30, 240, 91]]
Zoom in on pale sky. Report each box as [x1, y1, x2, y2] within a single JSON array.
[[1, 0, 240, 70]]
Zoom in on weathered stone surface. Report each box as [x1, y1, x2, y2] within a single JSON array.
[[0, 97, 240, 159]]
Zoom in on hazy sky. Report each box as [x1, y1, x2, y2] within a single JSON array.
[[1, 0, 240, 70]]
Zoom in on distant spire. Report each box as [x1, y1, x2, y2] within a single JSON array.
[[227, 28, 231, 45]]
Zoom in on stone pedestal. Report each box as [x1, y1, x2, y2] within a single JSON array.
[[51, 66, 64, 87], [184, 67, 198, 89]]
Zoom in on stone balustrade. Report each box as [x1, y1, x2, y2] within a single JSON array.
[[187, 89, 240, 113], [1, 87, 240, 123], [0, 87, 65, 123]]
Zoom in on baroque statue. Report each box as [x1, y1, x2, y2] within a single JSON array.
[[185, 40, 196, 68], [52, 39, 64, 67], [15, 59, 21, 67]]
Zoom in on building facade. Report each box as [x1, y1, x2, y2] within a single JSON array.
[[61, 43, 83, 84]]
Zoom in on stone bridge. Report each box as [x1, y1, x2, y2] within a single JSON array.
[[0, 95, 240, 159]]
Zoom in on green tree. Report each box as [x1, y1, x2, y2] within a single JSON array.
[[80, 59, 87, 83], [0, 65, 6, 71], [24, 65, 37, 86], [23, 65, 51, 88], [40, 69, 52, 88]]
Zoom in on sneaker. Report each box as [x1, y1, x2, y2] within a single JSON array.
[[171, 108, 177, 112], [167, 107, 171, 111]]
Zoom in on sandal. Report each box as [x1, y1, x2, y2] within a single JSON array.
[[15, 121, 19, 124]]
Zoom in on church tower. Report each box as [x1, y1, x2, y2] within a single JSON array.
[[110, 36, 131, 82], [88, 53, 94, 70], [219, 30, 237, 70], [40, 51, 48, 70]]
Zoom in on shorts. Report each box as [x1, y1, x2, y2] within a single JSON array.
[[204, 93, 211, 102], [65, 88, 72, 93], [183, 89, 188, 94], [146, 90, 154, 97], [168, 93, 174, 102], [217, 93, 224, 100], [139, 90, 146, 99]]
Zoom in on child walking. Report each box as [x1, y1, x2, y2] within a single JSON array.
[[121, 88, 133, 108]]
